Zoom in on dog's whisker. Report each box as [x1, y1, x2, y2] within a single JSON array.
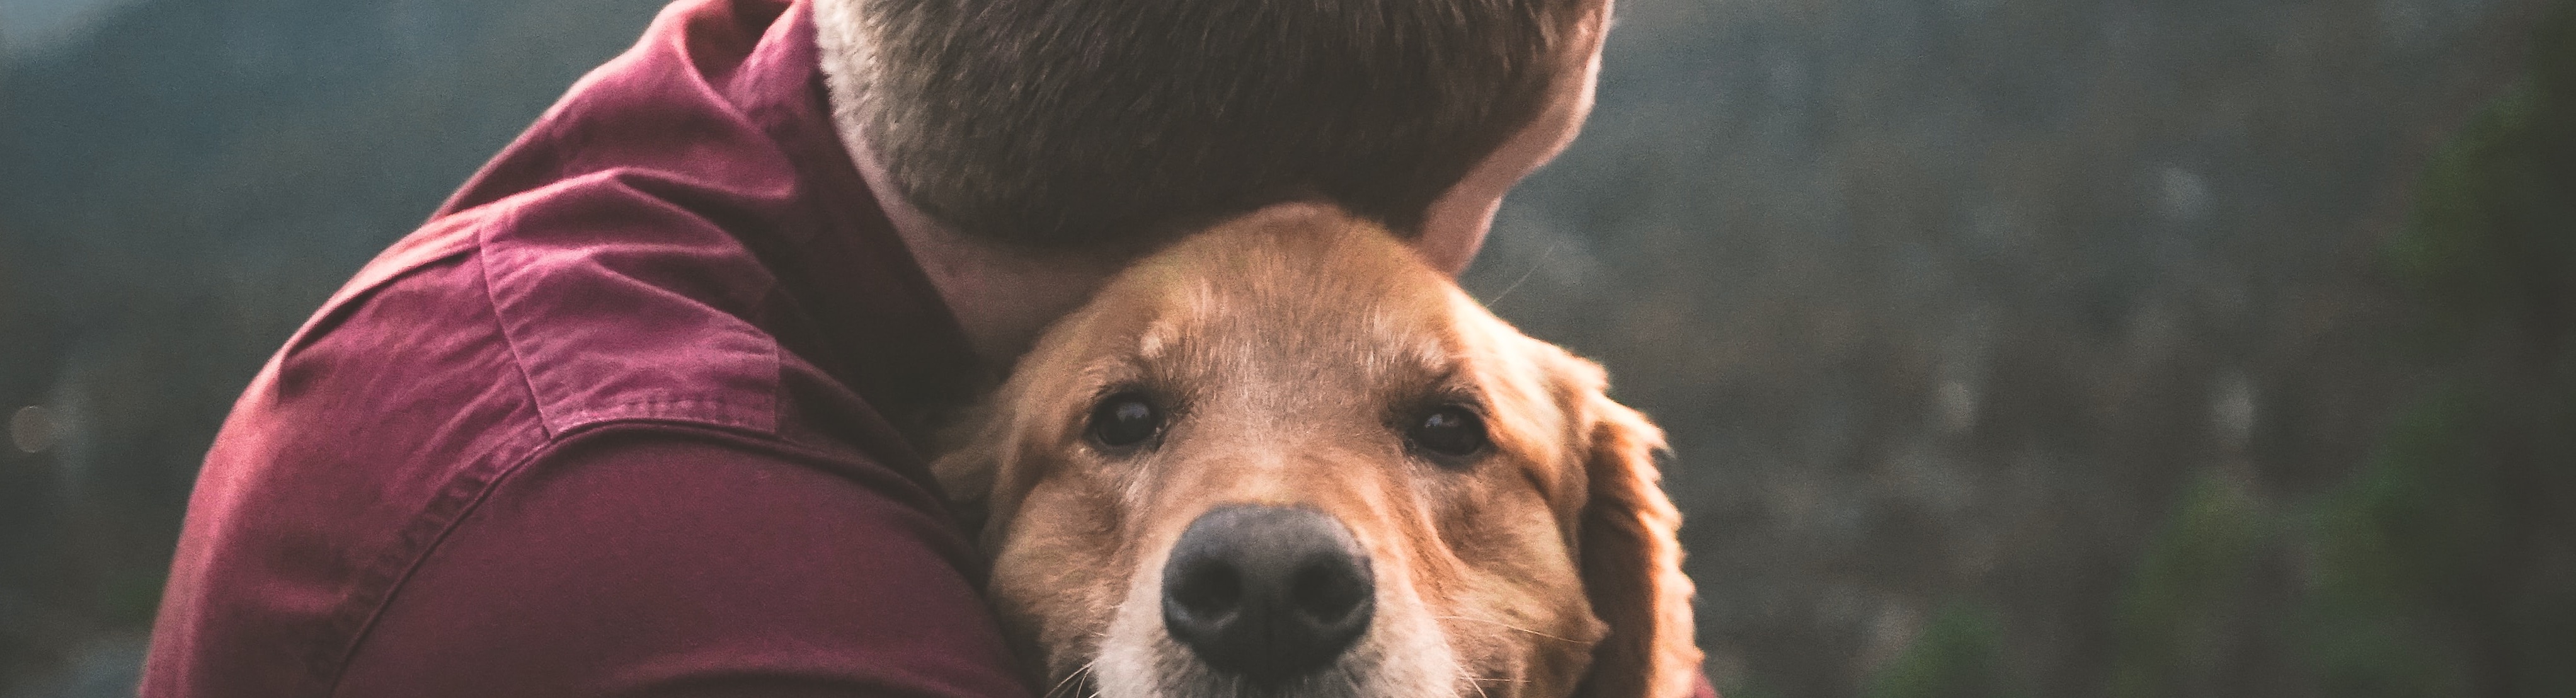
[[1433, 614, 1581, 644], [1060, 658, 1109, 698], [1454, 663, 1495, 698], [1043, 661, 1096, 698], [1481, 239, 1561, 307]]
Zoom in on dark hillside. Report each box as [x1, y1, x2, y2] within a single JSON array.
[[1460, 0, 2553, 694]]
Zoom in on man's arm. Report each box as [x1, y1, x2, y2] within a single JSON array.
[[333, 431, 1035, 698]]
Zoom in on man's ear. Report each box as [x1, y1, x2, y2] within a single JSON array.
[[1563, 358, 1702, 698]]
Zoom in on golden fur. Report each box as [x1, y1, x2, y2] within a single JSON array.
[[933, 209, 1700, 698]]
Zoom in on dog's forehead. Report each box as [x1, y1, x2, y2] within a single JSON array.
[[1126, 250, 1459, 386]]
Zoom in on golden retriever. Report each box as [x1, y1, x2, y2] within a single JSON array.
[[932, 207, 1700, 698]]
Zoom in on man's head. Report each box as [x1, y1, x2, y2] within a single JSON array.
[[814, 0, 1610, 266]]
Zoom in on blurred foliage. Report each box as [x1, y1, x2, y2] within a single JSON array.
[[2310, 1, 2576, 692], [1861, 604, 2021, 698], [2039, 3, 2576, 697], [2107, 472, 2270, 698], [2302, 391, 2488, 698]]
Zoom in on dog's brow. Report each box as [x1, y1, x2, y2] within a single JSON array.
[[1074, 357, 1146, 398], [1136, 320, 1173, 362], [1410, 338, 1451, 375], [1365, 307, 1453, 375]]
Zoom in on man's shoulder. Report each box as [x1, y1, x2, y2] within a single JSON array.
[[153, 401, 982, 697], [468, 175, 796, 436], [302, 180, 804, 438], [147, 186, 922, 697], [326, 428, 1019, 698]]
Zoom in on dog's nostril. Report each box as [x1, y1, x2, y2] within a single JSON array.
[[1171, 562, 1243, 618], [1288, 559, 1365, 623], [1160, 505, 1375, 684]]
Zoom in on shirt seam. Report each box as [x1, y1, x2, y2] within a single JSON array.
[[318, 418, 852, 698], [472, 210, 559, 441], [552, 397, 774, 433], [314, 424, 551, 697]]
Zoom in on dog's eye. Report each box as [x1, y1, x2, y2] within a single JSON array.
[[1087, 391, 1165, 449], [1407, 404, 1488, 459]]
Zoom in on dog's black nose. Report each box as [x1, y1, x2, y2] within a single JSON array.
[[1161, 505, 1375, 683]]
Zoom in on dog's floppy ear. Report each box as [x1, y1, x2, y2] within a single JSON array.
[[1560, 357, 1702, 698], [929, 401, 1007, 544]]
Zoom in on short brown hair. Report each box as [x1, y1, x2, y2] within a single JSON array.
[[817, 0, 1592, 252]]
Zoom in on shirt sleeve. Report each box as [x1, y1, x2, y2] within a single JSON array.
[[332, 428, 1038, 698]]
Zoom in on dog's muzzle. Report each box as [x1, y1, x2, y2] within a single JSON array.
[[1160, 505, 1376, 684]]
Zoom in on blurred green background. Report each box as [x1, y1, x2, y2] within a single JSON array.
[[2, 0, 2570, 695]]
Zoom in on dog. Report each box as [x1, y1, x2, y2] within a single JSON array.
[[931, 207, 1700, 698]]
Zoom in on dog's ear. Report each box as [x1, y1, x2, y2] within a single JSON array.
[[1560, 357, 1702, 698], [929, 401, 1006, 542]]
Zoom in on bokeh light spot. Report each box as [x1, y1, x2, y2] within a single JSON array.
[[11, 404, 57, 454]]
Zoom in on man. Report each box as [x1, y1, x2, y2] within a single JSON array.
[[140, 0, 1671, 694]]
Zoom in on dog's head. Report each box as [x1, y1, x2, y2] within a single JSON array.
[[935, 209, 1698, 698]]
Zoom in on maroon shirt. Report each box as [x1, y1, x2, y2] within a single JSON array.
[[143, 1, 1724, 695], [142, 1, 1027, 695]]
